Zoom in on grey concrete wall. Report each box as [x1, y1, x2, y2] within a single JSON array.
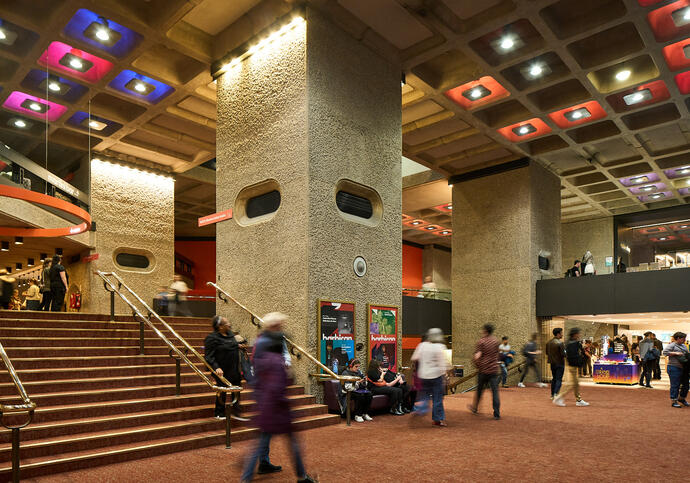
[[87, 160, 174, 313], [423, 246, 451, 290], [451, 162, 561, 370], [215, 8, 401, 391], [561, 217, 614, 276]]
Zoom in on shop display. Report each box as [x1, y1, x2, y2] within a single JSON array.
[[593, 353, 639, 385]]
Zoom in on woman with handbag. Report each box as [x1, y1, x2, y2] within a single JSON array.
[[663, 332, 689, 408]]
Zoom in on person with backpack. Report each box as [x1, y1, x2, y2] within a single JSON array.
[[518, 333, 547, 388], [553, 328, 590, 407]]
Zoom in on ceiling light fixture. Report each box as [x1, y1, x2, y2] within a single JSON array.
[[82, 118, 107, 131], [214, 14, 305, 79], [650, 193, 665, 199], [529, 64, 543, 77], [48, 81, 61, 92], [500, 36, 515, 50], [58, 53, 94, 73], [1, 241, 8, 251], [40, 253, 47, 262], [512, 123, 537, 136], [83, 19, 122, 47], [14, 237, 23, 245], [15, 263, 21, 271], [659, 237, 667, 241], [623, 89, 652, 106], [124, 78, 155, 96], [27, 258, 34, 267], [615, 69, 632, 81], [631, 176, 648, 184], [0, 30, 5, 40], [20, 99, 50, 114], [678, 167, 690, 175], [564, 107, 591, 122], [671, 7, 690, 27], [461, 85, 491, 101], [11, 119, 28, 128], [0, 27, 17, 46], [641, 185, 656, 192]]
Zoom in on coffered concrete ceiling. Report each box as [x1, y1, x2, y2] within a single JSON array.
[[1, 0, 689, 242]]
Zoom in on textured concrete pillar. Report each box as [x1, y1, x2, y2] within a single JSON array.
[[422, 245, 451, 290], [85, 159, 174, 313], [451, 162, 561, 371], [215, 9, 401, 390]]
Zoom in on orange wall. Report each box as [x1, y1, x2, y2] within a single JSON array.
[[174, 240, 215, 294], [402, 244, 423, 289]]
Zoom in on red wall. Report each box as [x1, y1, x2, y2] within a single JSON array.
[[175, 241, 215, 294], [402, 244, 423, 289]]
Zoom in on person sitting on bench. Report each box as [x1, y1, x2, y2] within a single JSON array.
[[366, 359, 404, 415]]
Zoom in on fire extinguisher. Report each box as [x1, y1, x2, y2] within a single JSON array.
[[70, 292, 82, 309]]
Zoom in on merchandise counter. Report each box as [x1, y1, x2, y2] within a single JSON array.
[[593, 353, 638, 385]]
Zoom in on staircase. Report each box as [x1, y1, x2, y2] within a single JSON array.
[[0, 311, 339, 480]]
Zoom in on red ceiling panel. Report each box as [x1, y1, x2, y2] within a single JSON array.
[[444, 76, 510, 111], [548, 100, 607, 128], [647, 0, 690, 43], [662, 37, 690, 71], [674, 70, 690, 93]]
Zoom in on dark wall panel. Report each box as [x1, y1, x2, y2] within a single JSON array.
[[402, 296, 451, 335]]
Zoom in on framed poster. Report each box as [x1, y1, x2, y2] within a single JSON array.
[[367, 304, 398, 373], [318, 300, 355, 374]]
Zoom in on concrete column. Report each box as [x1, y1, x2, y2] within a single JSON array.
[[451, 162, 561, 372], [215, 8, 401, 390], [422, 245, 451, 291], [85, 159, 174, 313], [561, 217, 614, 275]]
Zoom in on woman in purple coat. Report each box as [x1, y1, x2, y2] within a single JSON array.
[[240, 312, 316, 483]]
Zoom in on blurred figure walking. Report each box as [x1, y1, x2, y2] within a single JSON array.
[[546, 328, 565, 399], [411, 328, 450, 426], [553, 328, 590, 407], [468, 324, 501, 420], [240, 312, 315, 483], [518, 333, 546, 388]]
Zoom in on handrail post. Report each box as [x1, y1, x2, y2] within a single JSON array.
[[224, 397, 232, 449], [345, 389, 352, 426], [175, 358, 181, 396], [11, 428, 19, 483], [109, 291, 115, 322]]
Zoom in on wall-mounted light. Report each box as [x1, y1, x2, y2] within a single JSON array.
[[14, 237, 23, 245], [212, 12, 305, 79]]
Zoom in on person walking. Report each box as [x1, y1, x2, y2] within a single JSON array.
[[498, 336, 514, 388], [169, 275, 191, 316], [652, 333, 664, 380], [662, 332, 689, 408], [411, 328, 450, 426], [468, 324, 501, 420], [204, 315, 249, 421], [518, 333, 546, 388], [39, 260, 52, 311], [581, 340, 593, 377], [49, 255, 68, 312], [22, 279, 41, 310], [546, 328, 566, 399], [553, 328, 590, 407], [240, 312, 315, 482], [638, 332, 656, 388]]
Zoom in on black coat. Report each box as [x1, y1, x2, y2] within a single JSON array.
[[204, 331, 241, 384]]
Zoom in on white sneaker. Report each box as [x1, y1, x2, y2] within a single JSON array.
[[553, 397, 566, 407], [517, 382, 525, 388], [537, 383, 547, 388], [354, 415, 364, 423], [363, 414, 373, 421], [576, 400, 590, 407]]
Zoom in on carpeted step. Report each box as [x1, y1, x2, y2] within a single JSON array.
[[0, 337, 206, 348], [7, 355, 200, 369], [4, 346, 191, 358], [0, 320, 211, 332], [0, 414, 340, 480], [0, 363, 206, 383], [0, 312, 212, 325]]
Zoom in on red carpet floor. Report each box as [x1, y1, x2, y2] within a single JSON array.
[[30, 385, 688, 482]]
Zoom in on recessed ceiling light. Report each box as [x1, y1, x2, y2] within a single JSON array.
[[424, 226, 435, 230], [615, 69, 632, 81], [440, 231, 450, 235], [500, 36, 515, 50], [650, 193, 665, 199], [124, 78, 156, 96], [462, 85, 491, 101], [512, 123, 537, 136], [672, 7, 690, 27], [678, 167, 690, 175], [0, 27, 17, 46], [564, 108, 591, 122], [58, 53, 94, 73], [659, 237, 667, 241], [20, 99, 49, 113], [83, 21, 122, 47], [8, 118, 31, 129], [1, 241, 8, 251], [82, 118, 107, 131], [14, 119, 26, 128], [0, 30, 5, 40], [447, 204, 452, 210], [14, 237, 23, 245], [631, 176, 649, 184], [641, 185, 656, 192], [48, 81, 61, 92], [38, 77, 71, 96], [623, 89, 652, 106], [411, 221, 422, 225], [529, 64, 543, 77]]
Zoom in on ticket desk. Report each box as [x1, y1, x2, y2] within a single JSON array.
[[593, 353, 639, 385]]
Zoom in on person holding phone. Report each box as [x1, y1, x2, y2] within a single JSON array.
[[367, 359, 404, 415], [341, 359, 373, 422]]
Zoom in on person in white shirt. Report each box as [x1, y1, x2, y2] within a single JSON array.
[[169, 275, 191, 316], [498, 336, 513, 388], [411, 328, 450, 427], [420, 276, 438, 299]]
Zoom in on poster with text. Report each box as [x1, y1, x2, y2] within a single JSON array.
[[368, 304, 398, 373], [318, 300, 355, 375]]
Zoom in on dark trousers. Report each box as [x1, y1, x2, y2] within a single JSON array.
[[39, 291, 52, 311], [550, 364, 564, 397], [580, 358, 592, 376], [396, 382, 415, 409], [416, 376, 445, 421], [520, 359, 541, 383], [654, 359, 662, 379], [50, 290, 65, 312], [213, 374, 241, 417], [241, 432, 305, 481], [474, 372, 500, 417], [668, 365, 689, 401], [639, 360, 653, 387], [370, 385, 402, 409], [26, 299, 40, 310], [351, 391, 373, 416]]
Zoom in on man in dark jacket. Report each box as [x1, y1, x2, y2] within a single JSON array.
[[638, 332, 655, 388], [546, 328, 566, 398], [518, 333, 546, 388], [553, 327, 590, 407], [240, 312, 315, 483]]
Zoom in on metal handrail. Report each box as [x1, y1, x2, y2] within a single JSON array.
[[96, 271, 242, 448], [208, 282, 361, 425], [0, 340, 36, 483]]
